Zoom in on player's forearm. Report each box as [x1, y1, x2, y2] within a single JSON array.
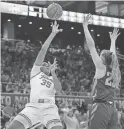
[[42, 32, 56, 50], [83, 26, 95, 48], [34, 32, 56, 66], [51, 71, 62, 91], [110, 40, 116, 55]]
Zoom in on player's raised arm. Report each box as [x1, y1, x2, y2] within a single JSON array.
[[109, 28, 120, 55], [31, 21, 63, 78], [109, 28, 121, 88], [82, 14, 102, 68], [50, 58, 62, 91], [34, 21, 63, 66]]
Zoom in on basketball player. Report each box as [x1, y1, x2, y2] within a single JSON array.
[[82, 14, 121, 129], [8, 21, 63, 129]]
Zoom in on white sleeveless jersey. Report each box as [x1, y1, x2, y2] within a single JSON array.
[[30, 71, 56, 103]]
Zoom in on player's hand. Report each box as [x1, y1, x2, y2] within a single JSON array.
[[49, 58, 58, 73], [83, 14, 92, 27], [109, 28, 120, 42], [51, 21, 63, 34]]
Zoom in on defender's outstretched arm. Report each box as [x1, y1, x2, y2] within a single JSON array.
[[82, 14, 102, 69]]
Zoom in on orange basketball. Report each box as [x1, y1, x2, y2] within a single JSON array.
[[47, 3, 63, 20]]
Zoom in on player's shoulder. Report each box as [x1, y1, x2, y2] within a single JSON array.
[[31, 65, 41, 71], [30, 65, 41, 79]]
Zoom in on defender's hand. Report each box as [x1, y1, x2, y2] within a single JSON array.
[[109, 28, 120, 42], [51, 21, 63, 35]]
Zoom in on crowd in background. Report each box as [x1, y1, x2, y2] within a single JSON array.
[[1, 38, 124, 129], [1, 39, 95, 94], [1, 39, 124, 94]]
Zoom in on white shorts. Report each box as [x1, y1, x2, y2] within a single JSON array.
[[13, 102, 62, 129]]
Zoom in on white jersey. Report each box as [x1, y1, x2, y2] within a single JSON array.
[[30, 65, 56, 103]]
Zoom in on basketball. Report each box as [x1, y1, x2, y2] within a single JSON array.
[[47, 3, 63, 20]]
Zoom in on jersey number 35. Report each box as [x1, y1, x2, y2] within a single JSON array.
[[41, 78, 52, 88]]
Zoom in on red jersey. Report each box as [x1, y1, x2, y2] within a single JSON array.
[[93, 67, 116, 102]]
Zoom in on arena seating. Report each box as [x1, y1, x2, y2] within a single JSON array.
[[1, 38, 124, 129], [1, 39, 95, 94]]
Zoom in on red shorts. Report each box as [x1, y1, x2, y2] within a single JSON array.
[[89, 102, 120, 129]]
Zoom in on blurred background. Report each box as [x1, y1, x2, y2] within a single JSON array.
[[1, 1, 124, 129]]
